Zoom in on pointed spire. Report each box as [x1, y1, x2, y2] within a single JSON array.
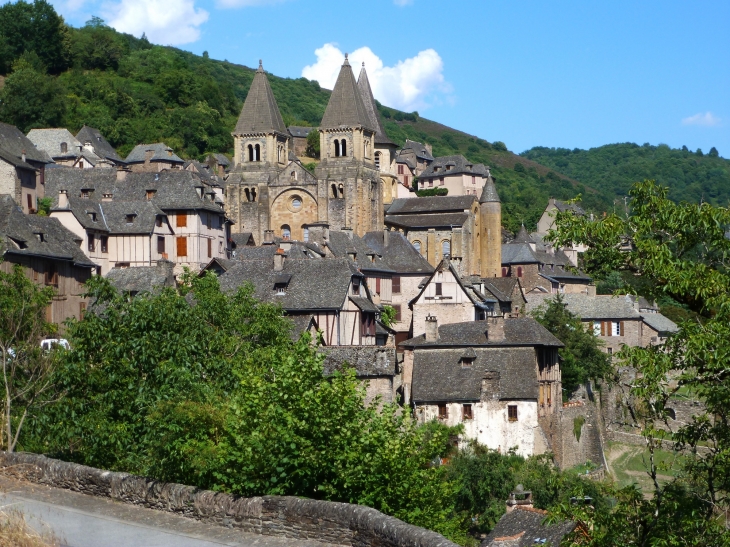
[[479, 175, 500, 203], [357, 63, 395, 145], [512, 224, 532, 244], [233, 60, 287, 135], [320, 56, 373, 130]]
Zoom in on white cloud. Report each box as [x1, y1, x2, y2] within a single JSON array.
[[302, 43, 450, 112], [103, 0, 208, 45], [216, 0, 287, 9], [682, 112, 721, 127]]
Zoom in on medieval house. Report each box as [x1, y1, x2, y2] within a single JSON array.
[[0, 122, 53, 214], [27, 128, 115, 169], [124, 143, 185, 172], [418, 154, 491, 197]]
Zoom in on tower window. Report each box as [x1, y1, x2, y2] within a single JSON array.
[[331, 183, 338, 198], [247, 144, 254, 162], [290, 196, 302, 210], [254, 144, 260, 161], [291, 170, 296, 180], [442, 240, 451, 258], [338, 184, 344, 198], [341, 139, 347, 157], [375, 152, 381, 170], [281, 225, 291, 239], [334, 140, 341, 157], [302, 226, 309, 242], [245, 188, 251, 202]]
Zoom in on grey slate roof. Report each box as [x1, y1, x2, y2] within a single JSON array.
[[482, 507, 575, 547], [552, 199, 586, 215], [211, 153, 230, 167], [125, 143, 184, 164], [0, 122, 52, 165], [512, 225, 532, 244], [402, 139, 434, 161], [640, 313, 679, 334], [350, 296, 380, 312], [402, 318, 564, 348], [105, 263, 175, 294], [386, 195, 476, 215], [385, 212, 469, 229], [26, 128, 81, 160], [412, 346, 540, 402], [75, 126, 124, 163], [234, 61, 287, 135], [99, 200, 165, 234], [420, 155, 490, 178], [395, 152, 416, 170], [0, 194, 96, 268], [480, 176, 500, 203], [59, 197, 108, 231], [526, 293, 639, 320], [362, 231, 434, 274], [320, 346, 396, 377], [288, 126, 315, 138], [482, 277, 524, 304], [357, 64, 396, 146], [219, 257, 365, 311], [320, 56, 374, 130], [230, 232, 254, 248]]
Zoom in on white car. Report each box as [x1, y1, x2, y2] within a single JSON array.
[[40, 339, 71, 352]]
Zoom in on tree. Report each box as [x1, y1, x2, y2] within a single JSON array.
[[531, 294, 611, 397], [305, 129, 320, 158], [0, 61, 66, 131], [709, 147, 719, 158], [546, 179, 730, 544], [0, 264, 58, 452]]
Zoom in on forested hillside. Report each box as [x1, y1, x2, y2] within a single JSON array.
[[0, 1, 604, 231], [522, 143, 730, 206]]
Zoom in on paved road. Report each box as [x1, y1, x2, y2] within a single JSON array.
[[0, 476, 327, 547]]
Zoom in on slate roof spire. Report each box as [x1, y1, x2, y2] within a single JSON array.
[[513, 224, 533, 244], [479, 175, 500, 203], [320, 55, 374, 130], [233, 60, 287, 135], [357, 62, 395, 145]]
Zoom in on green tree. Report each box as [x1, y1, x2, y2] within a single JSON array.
[[708, 147, 719, 158], [0, 61, 66, 131], [305, 128, 320, 158], [595, 270, 625, 294], [70, 18, 129, 71], [531, 294, 611, 397]]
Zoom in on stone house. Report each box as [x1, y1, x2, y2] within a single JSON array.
[[400, 316, 563, 456], [526, 293, 679, 354], [1, 194, 96, 329], [418, 154, 491, 197], [534, 197, 589, 267], [124, 143, 185, 172], [0, 122, 53, 214], [75, 126, 126, 167], [502, 226, 592, 294], [482, 504, 575, 547], [27, 128, 114, 170], [104, 259, 177, 296], [287, 126, 315, 157], [320, 346, 398, 405], [206, 154, 230, 178], [394, 139, 434, 188]]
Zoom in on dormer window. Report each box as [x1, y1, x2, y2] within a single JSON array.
[[60, 142, 68, 153], [460, 357, 474, 368], [81, 190, 90, 199], [126, 214, 136, 224], [352, 279, 360, 296], [196, 187, 203, 198], [87, 212, 97, 222], [446, 165, 452, 171], [35, 232, 45, 242], [146, 190, 156, 200], [433, 166, 439, 172]]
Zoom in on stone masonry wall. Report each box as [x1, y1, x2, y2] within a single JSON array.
[[0, 452, 458, 547]]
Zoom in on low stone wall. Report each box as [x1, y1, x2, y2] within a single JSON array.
[[0, 452, 458, 547]]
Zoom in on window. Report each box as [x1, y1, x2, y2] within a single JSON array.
[[352, 279, 360, 296], [45, 265, 58, 287], [460, 357, 474, 368], [331, 184, 338, 198], [60, 142, 68, 153], [302, 227, 309, 242], [79, 302, 87, 318], [508, 405, 518, 422], [291, 196, 302, 209], [472, 176, 476, 184], [393, 304, 402, 322], [502, 267, 509, 277], [361, 313, 375, 336], [392, 275, 401, 294], [593, 321, 601, 336], [438, 404, 448, 420], [126, 214, 135, 224], [254, 144, 260, 161], [247, 144, 253, 161], [441, 240, 451, 258], [177, 237, 187, 257], [428, 179, 433, 188], [435, 282, 443, 296], [177, 213, 187, 228], [207, 238, 212, 258], [375, 277, 381, 293], [206, 213, 212, 229], [412, 240, 421, 254], [146, 190, 156, 200], [290, 170, 297, 180], [375, 152, 381, 170], [516, 266, 523, 278], [157, 236, 165, 254], [88, 235, 95, 252], [81, 190, 89, 199], [439, 177, 444, 185], [404, 175, 409, 186], [613, 321, 622, 336], [607, 347, 613, 355], [156, 216, 163, 227], [27, 194, 33, 212], [334, 139, 341, 157], [88, 212, 97, 222], [341, 140, 347, 156], [281, 225, 291, 240], [462, 404, 473, 421], [398, 164, 404, 175]]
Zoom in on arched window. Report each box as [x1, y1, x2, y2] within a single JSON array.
[[244, 188, 251, 202], [341, 140, 347, 157], [502, 267, 509, 277], [302, 226, 309, 242], [338, 184, 344, 198], [331, 183, 338, 198], [290, 170, 297, 180], [442, 240, 451, 258], [517, 266, 523, 278], [254, 144, 261, 161], [251, 188, 257, 202], [281, 225, 291, 240], [60, 142, 68, 153], [375, 152, 381, 170], [334, 140, 341, 157], [412, 240, 421, 254], [247, 144, 254, 162]]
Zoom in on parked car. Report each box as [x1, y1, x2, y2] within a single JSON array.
[[40, 339, 71, 352]]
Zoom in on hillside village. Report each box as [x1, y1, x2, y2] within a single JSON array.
[[0, 50, 681, 472]]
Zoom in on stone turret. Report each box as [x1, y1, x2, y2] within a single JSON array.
[[479, 174, 502, 278]]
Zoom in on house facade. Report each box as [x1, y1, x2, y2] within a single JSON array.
[[418, 154, 491, 197], [0, 123, 53, 214]]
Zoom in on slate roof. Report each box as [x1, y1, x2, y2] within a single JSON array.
[[402, 318, 564, 348], [420, 155, 490, 178], [362, 231, 434, 274], [482, 507, 575, 547], [552, 199, 586, 216], [210, 153, 230, 167], [357, 64, 396, 146], [0, 122, 52, 165], [411, 346, 540, 402], [395, 152, 416, 170], [125, 143, 184, 164], [526, 293, 640, 320], [234, 61, 287, 135], [402, 139, 434, 161], [99, 200, 165, 234], [75, 126, 124, 164], [386, 195, 476, 215], [410, 259, 497, 309], [501, 241, 590, 284], [320, 346, 396, 377], [0, 194, 96, 268], [320, 56, 374, 130], [350, 296, 380, 312], [482, 277, 524, 304], [26, 128, 81, 160], [59, 197, 108, 231], [105, 264, 175, 294], [288, 126, 315, 138], [640, 313, 679, 334], [184, 160, 217, 185], [385, 212, 470, 229], [230, 232, 254, 248], [218, 257, 365, 311], [480, 176, 500, 203], [512, 225, 532, 244]]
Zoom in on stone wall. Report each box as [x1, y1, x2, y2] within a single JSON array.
[[0, 452, 458, 547], [556, 401, 605, 469]]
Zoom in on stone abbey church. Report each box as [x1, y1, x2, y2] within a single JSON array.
[[226, 56, 396, 243]]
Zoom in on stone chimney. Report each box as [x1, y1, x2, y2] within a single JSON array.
[[307, 222, 330, 244], [116, 166, 129, 181], [58, 190, 68, 209], [424, 143, 433, 156], [481, 371, 500, 401], [487, 316, 505, 342], [274, 248, 286, 271], [506, 485, 533, 513], [263, 230, 275, 245], [383, 228, 390, 247], [586, 284, 596, 297], [425, 315, 439, 342]]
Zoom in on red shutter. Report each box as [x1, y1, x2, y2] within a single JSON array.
[[177, 237, 187, 257], [620, 321, 625, 336], [392, 276, 401, 294], [376, 277, 381, 293], [601, 321, 606, 336]]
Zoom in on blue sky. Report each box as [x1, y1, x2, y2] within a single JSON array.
[[54, 0, 729, 156]]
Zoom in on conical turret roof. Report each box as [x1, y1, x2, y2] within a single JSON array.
[[512, 224, 532, 244], [479, 175, 500, 203], [357, 63, 395, 145], [320, 55, 374, 130], [234, 61, 287, 135]]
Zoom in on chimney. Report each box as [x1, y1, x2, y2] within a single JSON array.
[[116, 167, 129, 181], [263, 230, 275, 245], [586, 284, 596, 297], [307, 222, 330, 244], [102, 193, 113, 202], [481, 371, 500, 401], [487, 316, 505, 342], [506, 485, 533, 513], [383, 228, 389, 247], [21, 150, 26, 163], [58, 190, 68, 209], [274, 248, 286, 271], [425, 315, 439, 342]]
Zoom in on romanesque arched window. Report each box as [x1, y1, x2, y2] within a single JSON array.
[[412, 240, 422, 254], [244, 188, 251, 202], [291, 170, 297, 181], [248, 144, 254, 162], [331, 183, 338, 198], [251, 188, 257, 202], [442, 240, 451, 258], [341, 140, 347, 157], [338, 184, 344, 198], [517, 266, 523, 278], [375, 152, 381, 170], [281, 225, 291, 240], [302, 226, 309, 242], [254, 144, 261, 161]]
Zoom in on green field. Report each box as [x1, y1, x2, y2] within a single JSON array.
[[605, 441, 683, 494]]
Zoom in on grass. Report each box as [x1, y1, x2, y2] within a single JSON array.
[[0, 509, 59, 547], [606, 441, 684, 494]]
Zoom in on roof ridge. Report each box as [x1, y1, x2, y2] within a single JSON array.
[[357, 63, 395, 146]]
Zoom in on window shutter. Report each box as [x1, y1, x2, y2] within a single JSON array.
[[394, 304, 402, 322], [392, 276, 401, 294], [601, 321, 606, 336], [176, 213, 187, 228], [207, 238, 212, 258], [620, 321, 625, 336], [177, 237, 187, 257], [157, 236, 165, 254]]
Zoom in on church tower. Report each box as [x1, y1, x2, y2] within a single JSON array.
[[357, 63, 399, 205], [479, 174, 502, 278], [316, 55, 383, 236]]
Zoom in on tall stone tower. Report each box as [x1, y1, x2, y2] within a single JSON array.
[[316, 55, 383, 236], [357, 63, 399, 205], [479, 174, 502, 278]]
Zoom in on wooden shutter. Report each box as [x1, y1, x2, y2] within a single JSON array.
[[392, 276, 401, 294], [620, 321, 625, 336], [177, 237, 187, 257], [157, 236, 165, 254], [394, 304, 402, 322], [79, 302, 86, 318], [375, 277, 381, 293], [207, 238, 212, 258], [600, 321, 606, 336], [176, 213, 187, 228]]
